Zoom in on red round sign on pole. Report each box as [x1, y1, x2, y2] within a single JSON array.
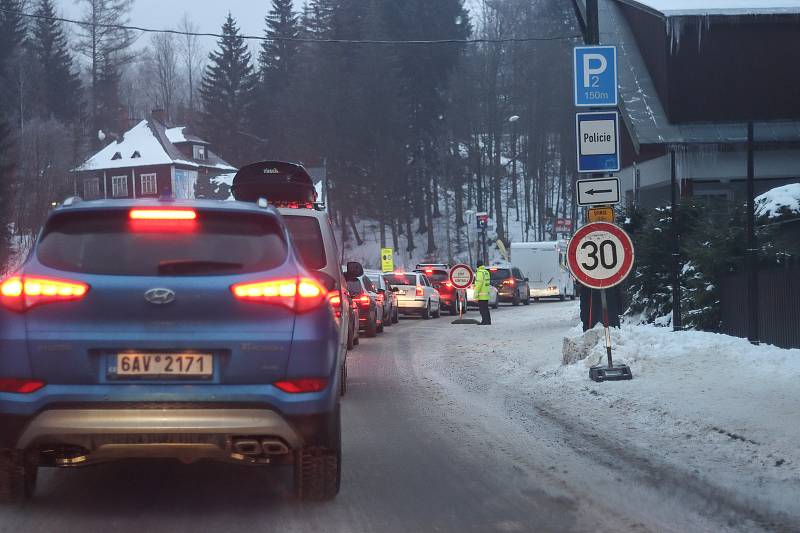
[[567, 222, 634, 289], [449, 264, 475, 290]]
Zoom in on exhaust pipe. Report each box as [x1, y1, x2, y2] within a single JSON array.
[[232, 438, 262, 456], [260, 439, 290, 456]]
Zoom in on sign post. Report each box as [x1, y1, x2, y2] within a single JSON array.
[[567, 222, 635, 382], [449, 264, 477, 325]]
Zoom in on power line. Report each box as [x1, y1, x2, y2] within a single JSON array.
[[0, 8, 581, 45]]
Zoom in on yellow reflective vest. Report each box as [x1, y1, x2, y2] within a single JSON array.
[[474, 266, 491, 301]]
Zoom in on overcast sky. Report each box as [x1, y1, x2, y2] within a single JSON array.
[[57, 0, 284, 45]]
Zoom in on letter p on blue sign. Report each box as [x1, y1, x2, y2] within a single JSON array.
[[574, 46, 618, 107]]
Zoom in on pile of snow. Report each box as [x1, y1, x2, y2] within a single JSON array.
[[755, 182, 800, 220]]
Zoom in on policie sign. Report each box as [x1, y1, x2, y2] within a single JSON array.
[[574, 46, 618, 107], [576, 112, 621, 173]]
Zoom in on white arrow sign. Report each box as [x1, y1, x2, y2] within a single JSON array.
[[577, 177, 620, 207]]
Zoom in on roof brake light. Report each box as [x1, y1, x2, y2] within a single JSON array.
[[129, 209, 197, 220]]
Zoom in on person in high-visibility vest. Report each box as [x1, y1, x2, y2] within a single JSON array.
[[474, 261, 492, 325]]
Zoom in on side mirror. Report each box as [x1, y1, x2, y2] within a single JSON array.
[[344, 261, 364, 281], [525, 277, 529, 282]]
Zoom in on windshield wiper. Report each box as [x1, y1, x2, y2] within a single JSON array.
[[157, 260, 244, 275]]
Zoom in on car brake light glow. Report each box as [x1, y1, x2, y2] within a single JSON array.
[[129, 208, 197, 220], [273, 378, 327, 393], [328, 291, 343, 318], [444, 281, 453, 288], [0, 379, 45, 394], [416, 285, 424, 297], [376, 293, 384, 303], [425, 268, 433, 274], [358, 294, 371, 306], [503, 279, 516, 287], [231, 278, 325, 313], [1, 275, 89, 312]]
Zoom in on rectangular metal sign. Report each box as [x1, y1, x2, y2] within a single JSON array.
[[587, 206, 615, 223], [576, 112, 621, 173], [578, 178, 620, 206], [381, 248, 394, 272], [574, 46, 618, 107]]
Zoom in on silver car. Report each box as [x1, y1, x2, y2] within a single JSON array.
[[466, 285, 500, 309], [382, 272, 441, 319]]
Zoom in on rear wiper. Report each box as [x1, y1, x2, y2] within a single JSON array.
[[157, 260, 244, 275]]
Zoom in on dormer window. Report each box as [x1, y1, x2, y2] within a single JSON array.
[[131, 151, 141, 159], [193, 145, 207, 161], [111, 152, 122, 160]]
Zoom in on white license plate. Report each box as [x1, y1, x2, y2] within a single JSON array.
[[116, 353, 213, 377], [397, 290, 407, 295]]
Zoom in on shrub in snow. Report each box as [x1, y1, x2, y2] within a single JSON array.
[[755, 183, 800, 222]]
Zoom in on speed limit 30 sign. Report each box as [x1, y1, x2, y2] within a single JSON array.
[[567, 222, 634, 289]]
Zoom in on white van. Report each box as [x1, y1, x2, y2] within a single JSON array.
[[510, 241, 576, 301]]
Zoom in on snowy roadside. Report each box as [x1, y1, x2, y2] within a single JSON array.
[[419, 302, 800, 525], [545, 320, 800, 523]]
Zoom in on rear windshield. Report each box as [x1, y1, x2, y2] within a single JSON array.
[[283, 215, 327, 271], [421, 270, 449, 283], [346, 280, 364, 295], [384, 273, 417, 286], [37, 210, 287, 276], [489, 269, 511, 281]]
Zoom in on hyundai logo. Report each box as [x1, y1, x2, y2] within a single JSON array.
[[144, 288, 176, 306]]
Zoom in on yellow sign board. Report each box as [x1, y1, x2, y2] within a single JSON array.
[[381, 248, 394, 272], [588, 206, 615, 223]]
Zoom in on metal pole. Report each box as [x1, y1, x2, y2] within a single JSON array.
[[670, 149, 682, 331], [746, 122, 759, 345], [601, 289, 613, 368], [586, 0, 600, 45]]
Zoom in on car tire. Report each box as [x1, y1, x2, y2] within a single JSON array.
[[512, 292, 520, 306], [522, 293, 530, 306], [422, 302, 431, 320], [570, 294, 576, 301], [383, 310, 392, 327], [346, 325, 355, 350], [340, 362, 347, 397], [560, 293, 566, 302], [365, 313, 378, 338], [492, 300, 499, 310], [392, 308, 399, 324], [0, 450, 36, 504], [294, 408, 341, 502], [353, 333, 360, 346], [534, 297, 540, 303], [377, 319, 384, 333], [433, 303, 441, 318]]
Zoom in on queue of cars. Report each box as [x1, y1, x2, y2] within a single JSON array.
[[0, 160, 569, 506]]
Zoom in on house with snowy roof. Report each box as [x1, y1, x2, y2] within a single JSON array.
[[74, 110, 237, 200], [572, 1, 800, 207]]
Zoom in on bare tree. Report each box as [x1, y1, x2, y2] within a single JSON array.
[[148, 32, 179, 120], [74, 0, 138, 136], [178, 13, 203, 114]]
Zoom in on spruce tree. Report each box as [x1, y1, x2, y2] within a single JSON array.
[[199, 14, 257, 166], [0, 116, 14, 271], [32, 0, 83, 122], [0, 0, 27, 118]]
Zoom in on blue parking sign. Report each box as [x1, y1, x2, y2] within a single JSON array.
[[574, 46, 618, 107]]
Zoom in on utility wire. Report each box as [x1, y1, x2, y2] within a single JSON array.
[[0, 8, 582, 45]]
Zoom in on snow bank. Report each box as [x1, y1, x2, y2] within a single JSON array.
[[755, 182, 800, 220]]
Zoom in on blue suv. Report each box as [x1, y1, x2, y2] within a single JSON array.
[[0, 198, 345, 502]]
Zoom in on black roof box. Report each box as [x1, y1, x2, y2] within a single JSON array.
[[232, 161, 317, 203]]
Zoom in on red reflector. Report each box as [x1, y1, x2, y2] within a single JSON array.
[[1, 275, 89, 312], [273, 379, 327, 393], [231, 278, 325, 313], [130, 209, 197, 220], [0, 379, 45, 394], [328, 291, 342, 318]]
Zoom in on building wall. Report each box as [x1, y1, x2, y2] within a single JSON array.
[[76, 165, 174, 199], [620, 146, 800, 207]]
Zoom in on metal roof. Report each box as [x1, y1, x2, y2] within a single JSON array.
[[620, 1, 800, 17], [600, 0, 800, 148]]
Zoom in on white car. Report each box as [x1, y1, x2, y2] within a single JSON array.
[[382, 272, 441, 319], [466, 285, 499, 309]]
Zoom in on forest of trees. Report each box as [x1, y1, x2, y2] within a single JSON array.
[[0, 0, 582, 269]]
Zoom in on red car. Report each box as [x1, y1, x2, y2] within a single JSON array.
[[415, 264, 468, 316]]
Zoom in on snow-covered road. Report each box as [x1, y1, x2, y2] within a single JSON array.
[[1, 302, 797, 532]]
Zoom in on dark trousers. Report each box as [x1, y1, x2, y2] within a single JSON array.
[[478, 300, 491, 325]]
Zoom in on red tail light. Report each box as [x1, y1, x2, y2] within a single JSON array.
[[328, 291, 343, 318], [0, 379, 45, 394], [425, 268, 433, 274], [129, 208, 197, 220], [273, 378, 327, 393], [231, 278, 325, 313], [376, 293, 385, 303], [503, 278, 516, 287], [1, 275, 89, 312], [415, 285, 424, 297], [358, 294, 371, 307], [444, 281, 453, 288]]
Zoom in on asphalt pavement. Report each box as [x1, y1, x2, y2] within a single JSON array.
[[0, 303, 773, 533]]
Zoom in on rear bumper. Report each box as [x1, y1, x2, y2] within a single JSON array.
[[531, 287, 560, 298], [0, 383, 340, 453], [397, 299, 427, 312]]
